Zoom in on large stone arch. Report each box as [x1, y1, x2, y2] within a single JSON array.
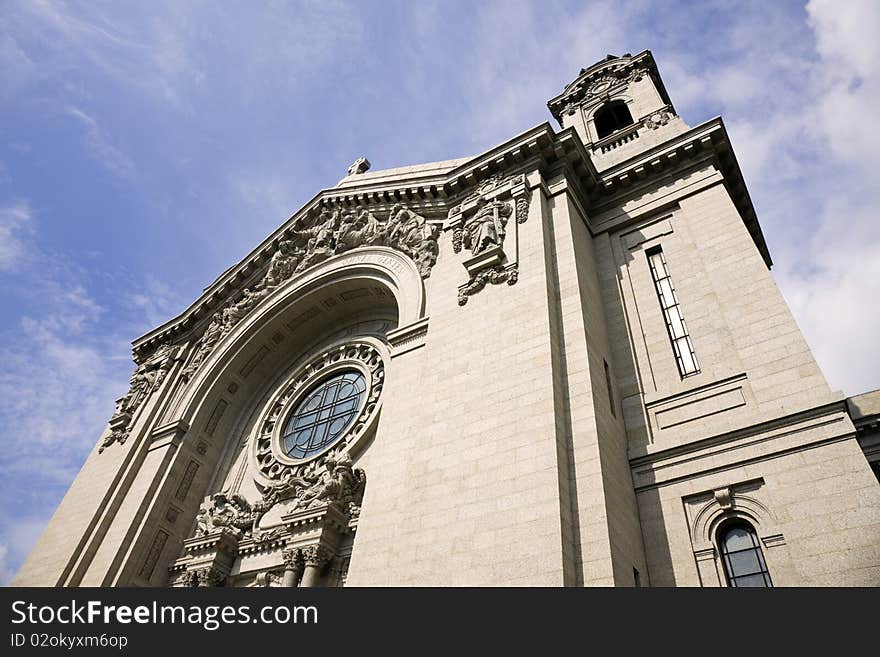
[[112, 247, 426, 587], [179, 246, 424, 427]]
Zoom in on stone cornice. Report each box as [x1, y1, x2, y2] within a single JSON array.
[[131, 117, 770, 357], [131, 124, 586, 357], [590, 117, 771, 268]]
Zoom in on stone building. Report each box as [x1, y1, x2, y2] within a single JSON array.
[[14, 51, 880, 587]]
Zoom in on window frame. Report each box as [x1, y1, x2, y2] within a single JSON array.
[[716, 520, 773, 588], [645, 246, 700, 378]]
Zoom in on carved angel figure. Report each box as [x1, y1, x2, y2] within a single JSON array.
[[297, 454, 367, 510]]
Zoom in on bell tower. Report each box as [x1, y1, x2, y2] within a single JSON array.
[[547, 51, 689, 169]]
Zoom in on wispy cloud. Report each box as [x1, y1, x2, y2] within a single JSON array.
[[0, 200, 33, 271], [0, 0, 877, 586], [0, 199, 183, 584], [64, 105, 134, 178]]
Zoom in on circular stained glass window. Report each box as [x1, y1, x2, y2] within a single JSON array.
[[281, 370, 367, 460]]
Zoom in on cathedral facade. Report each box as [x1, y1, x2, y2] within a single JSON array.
[[15, 51, 880, 587]]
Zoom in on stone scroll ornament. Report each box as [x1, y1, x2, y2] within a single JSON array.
[[180, 204, 438, 382], [457, 264, 519, 306], [99, 344, 174, 453]]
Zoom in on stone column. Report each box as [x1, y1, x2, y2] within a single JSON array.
[[299, 545, 332, 588], [282, 548, 305, 588]]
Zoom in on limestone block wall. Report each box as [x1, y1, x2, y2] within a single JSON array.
[[348, 177, 574, 585], [542, 181, 647, 586], [593, 161, 880, 586]]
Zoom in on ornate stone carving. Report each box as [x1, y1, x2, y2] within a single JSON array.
[[195, 566, 226, 587], [252, 570, 284, 587], [462, 199, 512, 256], [385, 204, 440, 278], [451, 226, 464, 254], [100, 344, 174, 453], [180, 205, 437, 383], [643, 109, 672, 130], [259, 453, 367, 519], [551, 62, 647, 118], [515, 197, 530, 224], [447, 173, 529, 306], [195, 492, 265, 538], [254, 341, 383, 482], [283, 548, 304, 570], [457, 263, 518, 306], [172, 571, 197, 587], [302, 545, 333, 569]]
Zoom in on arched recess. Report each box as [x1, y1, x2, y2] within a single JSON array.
[[180, 246, 424, 426], [115, 247, 426, 587], [684, 479, 795, 587]]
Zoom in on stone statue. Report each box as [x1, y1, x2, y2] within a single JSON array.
[[265, 239, 305, 289], [386, 204, 440, 277], [296, 454, 366, 510], [463, 199, 512, 255]]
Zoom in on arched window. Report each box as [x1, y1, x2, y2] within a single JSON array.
[[594, 100, 634, 139], [717, 521, 773, 587]]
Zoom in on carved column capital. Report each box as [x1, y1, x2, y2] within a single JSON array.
[[195, 566, 226, 587], [283, 547, 305, 569], [302, 544, 333, 568]]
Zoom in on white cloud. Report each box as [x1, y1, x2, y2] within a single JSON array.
[[64, 106, 135, 178], [127, 275, 189, 330], [808, 0, 880, 169], [0, 200, 33, 271], [770, 0, 880, 395], [0, 199, 153, 583], [0, 515, 52, 585]]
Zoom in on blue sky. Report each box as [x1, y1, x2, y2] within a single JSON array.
[[0, 0, 877, 584]]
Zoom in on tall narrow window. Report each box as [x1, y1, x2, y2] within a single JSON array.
[[603, 359, 616, 417], [718, 521, 773, 587], [646, 247, 700, 377]]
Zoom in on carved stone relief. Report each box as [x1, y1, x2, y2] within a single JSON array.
[[643, 109, 673, 130], [100, 344, 176, 453], [461, 199, 512, 256], [556, 65, 647, 117], [180, 204, 437, 383], [457, 264, 519, 306], [173, 452, 363, 587], [194, 453, 365, 545], [447, 173, 530, 305]]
